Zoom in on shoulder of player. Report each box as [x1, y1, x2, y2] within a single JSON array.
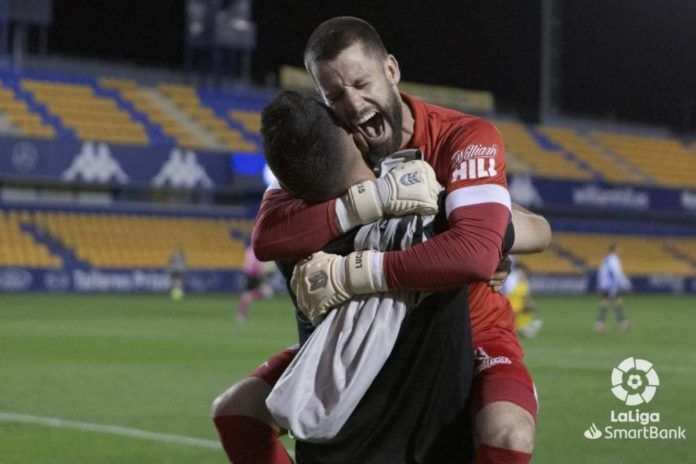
[[417, 98, 482, 128], [441, 115, 501, 142]]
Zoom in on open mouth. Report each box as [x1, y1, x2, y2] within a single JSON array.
[[356, 111, 388, 144]]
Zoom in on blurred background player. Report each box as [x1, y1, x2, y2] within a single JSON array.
[[595, 243, 632, 332], [237, 241, 276, 323], [503, 260, 543, 338], [168, 248, 187, 300]]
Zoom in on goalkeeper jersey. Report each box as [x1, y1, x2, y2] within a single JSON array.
[[274, 152, 474, 464]]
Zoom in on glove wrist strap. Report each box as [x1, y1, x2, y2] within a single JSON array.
[[340, 181, 383, 230], [346, 251, 386, 293]]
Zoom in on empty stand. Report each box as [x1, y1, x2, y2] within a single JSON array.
[[590, 132, 696, 189], [665, 238, 696, 266], [554, 233, 694, 276], [493, 121, 592, 180], [22, 79, 148, 145], [229, 109, 260, 134], [0, 83, 55, 138], [157, 83, 256, 152], [515, 247, 583, 275], [32, 210, 251, 270], [539, 127, 642, 184], [0, 210, 61, 268], [100, 78, 202, 149]]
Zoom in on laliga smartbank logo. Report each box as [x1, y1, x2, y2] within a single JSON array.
[[611, 357, 659, 405], [584, 357, 686, 441]]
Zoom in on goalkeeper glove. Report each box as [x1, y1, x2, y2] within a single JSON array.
[[337, 159, 440, 231], [291, 250, 385, 326]]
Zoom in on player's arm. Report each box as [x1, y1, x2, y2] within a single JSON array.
[[379, 118, 510, 290], [252, 162, 440, 261], [509, 203, 552, 254], [292, 119, 513, 317], [612, 256, 632, 290], [252, 186, 342, 262]]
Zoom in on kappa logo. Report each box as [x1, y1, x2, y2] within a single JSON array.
[[152, 148, 214, 189], [399, 172, 423, 186], [509, 174, 544, 208], [62, 142, 129, 184], [308, 271, 328, 291]]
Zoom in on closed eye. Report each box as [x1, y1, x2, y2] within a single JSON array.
[[326, 91, 343, 104]]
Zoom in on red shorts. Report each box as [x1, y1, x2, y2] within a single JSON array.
[[469, 326, 538, 421], [249, 344, 299, 386]]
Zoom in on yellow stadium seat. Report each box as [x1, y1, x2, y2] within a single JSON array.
[[21, 79, 149, 146]]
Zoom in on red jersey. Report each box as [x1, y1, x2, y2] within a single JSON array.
[[253, 93, 515, 334]]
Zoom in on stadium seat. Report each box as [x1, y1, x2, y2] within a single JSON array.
[[554, 233, 694, 276], [32, 210, 251, 270], [590, 132, 696, 189], [538, 126, 642, 184], [0, 84, 56, 138], [515, 248, 583, 275], [157, 84, 256, 152], [492, 120, 592, 180], [0, 210, 61, 268], [22, 79, 148, 145]]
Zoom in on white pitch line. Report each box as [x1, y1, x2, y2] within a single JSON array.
[[0, 412, 221, 449]]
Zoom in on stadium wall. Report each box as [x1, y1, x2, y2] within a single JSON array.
[[529, 274, 696, 295], [0, 266, 243, 293]]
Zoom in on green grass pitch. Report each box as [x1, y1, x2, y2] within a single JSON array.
[[0, 293, 693, 463]]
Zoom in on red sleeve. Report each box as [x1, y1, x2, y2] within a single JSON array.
[[251, 188, 344, 261], [383, 119, 511, 291]]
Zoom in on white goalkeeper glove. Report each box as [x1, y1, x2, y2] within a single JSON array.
[[336, 159, 440, 231], [291, 250, 386, 326]]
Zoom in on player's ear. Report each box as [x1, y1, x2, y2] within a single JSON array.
[[384, 54, 401, 86]]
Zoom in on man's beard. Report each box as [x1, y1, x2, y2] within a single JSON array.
[[366, 89, 403, 163]]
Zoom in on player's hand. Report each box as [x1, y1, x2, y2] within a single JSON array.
[[378, 160, 440, 217], [341, 160, 440, 226], [291, 250, 384, 326], [488, 256, 512, 293]]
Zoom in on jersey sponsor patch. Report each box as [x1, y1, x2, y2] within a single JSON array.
[[450, 144, 499, 183], [452, 144, 499, 165], [474, 346, 512, 374], [451, 157, 498, 182]]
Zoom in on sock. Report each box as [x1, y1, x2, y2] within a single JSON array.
[[475, 444, 532, 464], [614, 306, 625, 322], [213, 415, 292, 464], [597, 307, 608, 322], [238, 293, 252, 319]]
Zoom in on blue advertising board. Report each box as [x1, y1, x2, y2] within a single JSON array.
[[509, 174, 696, 215], [0, 136, 267, 190]]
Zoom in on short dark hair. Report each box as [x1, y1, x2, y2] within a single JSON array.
[[304, 16, 387, 68], [261, 90, 351, 203]]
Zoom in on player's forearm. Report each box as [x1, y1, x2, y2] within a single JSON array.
[[509, 205, 552, 254], [252, 189, 343, 261], [382, 204, 509, 291]]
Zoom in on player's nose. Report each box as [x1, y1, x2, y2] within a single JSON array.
[[341, 89, 366, 123]]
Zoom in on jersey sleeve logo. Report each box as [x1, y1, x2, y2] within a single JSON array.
[[450, 144, 499, 182]]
